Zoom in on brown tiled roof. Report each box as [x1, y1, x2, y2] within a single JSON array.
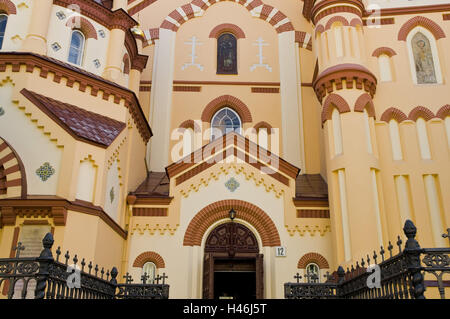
[[21, 89, 126, 148], [132, 172, 170, 197], [295, 174, 328, 199]]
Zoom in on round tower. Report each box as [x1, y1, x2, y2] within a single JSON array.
[[311, 0, 386, 266]]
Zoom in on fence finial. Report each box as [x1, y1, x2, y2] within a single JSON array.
[[35, 233, 55, 299], [110, 267, 118, 285], [403, 220, 426, 299]]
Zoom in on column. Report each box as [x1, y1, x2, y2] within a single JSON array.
[[148, 29, 176, 171], [103, 28, 126, 82], [278, 31, 304, 169], [21, 0, 53, 54]]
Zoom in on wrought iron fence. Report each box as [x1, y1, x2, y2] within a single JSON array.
[[285, 220, 449, 299], [0, 233, 169, 299]]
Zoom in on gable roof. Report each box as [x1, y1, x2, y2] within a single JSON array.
[[21, 89, 126, 148], [166, 132, 300, 187]]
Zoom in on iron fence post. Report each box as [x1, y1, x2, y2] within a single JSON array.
[[403, 220, 425, 299], [35, 233, 55, 299], [336, 266, 345, 298], [110, 267, 118, 299]]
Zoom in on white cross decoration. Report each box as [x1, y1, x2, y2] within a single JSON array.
[[250, 37, 272, 72], [182, 36, 204, 71]]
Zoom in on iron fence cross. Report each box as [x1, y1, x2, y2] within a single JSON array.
[[160, 273, 168, 285], [304, 271, 319, 283], [13, 242, 25, 258], [141, 272, 149, 284], [442, 228, 450, 245], [294, 273, 302, 283], [123, 272, 133, 284]]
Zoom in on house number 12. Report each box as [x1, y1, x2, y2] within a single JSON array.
[[275, 246, 286, 257]]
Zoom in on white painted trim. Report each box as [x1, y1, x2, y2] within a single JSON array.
[[338, 169, 351, 262], [389, 120, 403, 160], [416, 117, 432, 160], [423, 175, 446, 247]]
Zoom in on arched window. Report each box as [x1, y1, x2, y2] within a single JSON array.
[[68, 30, 85, 66], [142, 262, 157, 283], [332, 108, 343, 156], [217, 33, 237, 75], [0, 14, 8, 49], [182, 127, 194, 157], [211, 107, 242, 140], [407, 28, 442, 84], [378, 54, 393, 82], [416, 117, 431, 160], [306, 263, 320, 283], [389, 119, 403, 160]]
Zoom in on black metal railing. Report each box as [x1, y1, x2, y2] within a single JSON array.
[[285, 220, 449, 299], [0, 233, 169, 299]]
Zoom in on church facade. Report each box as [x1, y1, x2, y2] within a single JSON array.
[[0, 0, 449, 299]]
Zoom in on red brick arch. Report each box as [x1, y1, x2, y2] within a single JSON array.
[[349, 18, 363, 28], [183, 200, 281, 247], [201, 95, 252, 123], [0, 0, 16, 15], [398, 16, 446, 41], [315, 24, 325, 38], [209, 23, 246, 39], [354, 93, 376, 118], [0, 137, 27, 199], [66, 16, 98, 40], [254, 121, 273, 133], [436, 105, 450, 120], [372, 47, 397, 58], [380, 107, 408, 123], [325, 16, 349, 31], [133, 251, 165, 268], [321, 93, 351, 123], [178, 119, 201, 133], [408, 106, 435, 122], [161, 0, 294, 34], [298, 252, 330, 269]]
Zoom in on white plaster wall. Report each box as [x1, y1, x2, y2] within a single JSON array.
[[0, 82, 62, 195], [103, 160, 120, 221], [75, 159, 97, 202], [0, 0, 34, 51], [46, 5, 110, 75]]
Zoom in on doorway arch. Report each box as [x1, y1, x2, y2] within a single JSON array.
[[203, 222, 264, 299]]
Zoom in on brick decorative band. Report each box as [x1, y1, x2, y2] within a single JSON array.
[[132, 207, 168, 217], [436, 105, 450, 119], [398, 16, 446, 41], [201, 95, 252, 123], [363, 18, 395, 26], [372, 47, 397, 58], [183, 200, 281, 247], [298, 252, 330, 269], [209, 23, 246, 39], [173, 86, 201, 92], [251, 87, 279, 94], [380, 107, 408, 123], [297, 210, 330, 218], [313, 64, 377, 103], [0, 137, 26, 200], [321, 93, 351, 124], [161, 0, 294, 34], [408, 106, 435, 121], [312, 1, 364, 25], [65, 17, 98, 40], [0, 0, 16, 15], [132, 251, 165, 268], [178, 119, 202, 133], [354, 93, 376, 118]]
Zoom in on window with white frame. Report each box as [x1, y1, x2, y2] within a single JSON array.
[[68, 30, 85, 66], [378, 54, 393, 82], [0, 14, 8, 50], [407, 27, 442, 84], [142, 262, 157, 283], [306, 263, 320, 283], [211, 107, 242, 141]]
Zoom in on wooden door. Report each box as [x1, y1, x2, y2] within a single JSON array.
[[202, 253, 214, 299], [256, 254, 264, 299]]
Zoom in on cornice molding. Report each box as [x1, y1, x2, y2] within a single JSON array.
[[53, 0, 137, 31], [0, 52, 152, 143], [311, 0, 364, 25], [313, 64, 377, 102], [0, 197, 127, 238]]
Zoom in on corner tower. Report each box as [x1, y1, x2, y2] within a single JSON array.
[[311, 0, 385, 266]]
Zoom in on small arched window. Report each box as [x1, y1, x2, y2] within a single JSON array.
[[407, 28, 442, 84], [0, 14, 8, 49], [211, 107, 242, 140], [217, 33, 237, 75], [142, 262, 157, 283], [68, 30, 85, 66], [306, 263, 320, 283]]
